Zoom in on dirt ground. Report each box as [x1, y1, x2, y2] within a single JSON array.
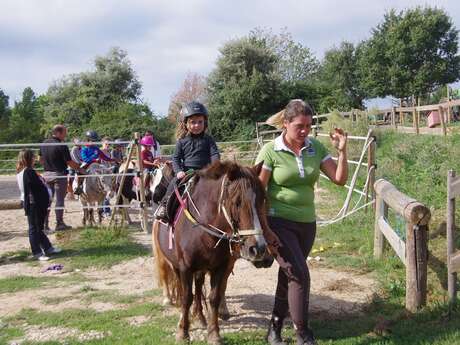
[[0, 197, 377, 344]]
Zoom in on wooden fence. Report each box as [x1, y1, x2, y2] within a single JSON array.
[[447, 170, 460, 305], [374, 179, 431, 312], [372, 99, 460, 136]]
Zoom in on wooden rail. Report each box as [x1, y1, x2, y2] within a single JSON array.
[[374, 179, 431, 312], [374, 99, 460, 136], [447, 170, 460, 306], [0, 199, 22, 210]]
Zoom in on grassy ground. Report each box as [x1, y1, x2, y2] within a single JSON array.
[[2, 130, 460, 344]]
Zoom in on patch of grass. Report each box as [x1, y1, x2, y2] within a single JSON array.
[[0, 249, 30, 266], [40, 295, 77, 305], [54, 227, 150, 270], [0, 275, 56, 294], [5, 303, 182, 345], [81, 289, 141, 305], [0, 272, 88, 295], [0, 324, 23, 345]]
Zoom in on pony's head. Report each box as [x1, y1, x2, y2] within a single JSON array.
[[199, 161, 275, 267], [150, 162, 174, 203], [91, 164, 116, 198]]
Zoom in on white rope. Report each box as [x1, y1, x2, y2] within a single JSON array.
[[317, 200, 375, 227], [52, 204, 145, 211], [317, 132, 375, 226], [0, 140, 131, 148], [47, 172, 137, 179]]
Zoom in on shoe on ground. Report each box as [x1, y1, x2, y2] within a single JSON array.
[[44, 226, 54, 235], [55, 223, 72, 231], [46, 247, 62, 255], [34, 254, 50, 261], [266, 316, 287, 345], [296, 328, 317, 345]]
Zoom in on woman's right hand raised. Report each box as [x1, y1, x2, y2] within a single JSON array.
[[176, 171, 186, 179]]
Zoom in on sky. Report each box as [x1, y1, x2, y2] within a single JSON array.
[[1, 0, 459, 115]]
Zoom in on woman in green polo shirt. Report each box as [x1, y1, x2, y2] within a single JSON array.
[[256, 99, 348, 345]]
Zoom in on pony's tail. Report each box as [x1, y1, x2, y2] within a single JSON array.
[[152, 221, 181, 305]]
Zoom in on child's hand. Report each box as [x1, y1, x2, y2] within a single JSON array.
[[177, 171, 186, 179]]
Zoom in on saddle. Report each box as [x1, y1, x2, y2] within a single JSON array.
[[165, 173, 197, 225]]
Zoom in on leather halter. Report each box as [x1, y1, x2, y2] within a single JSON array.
[[177, 174, 264, 244]]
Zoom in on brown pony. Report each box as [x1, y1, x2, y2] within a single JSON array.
[[152, 160, 278, 344]]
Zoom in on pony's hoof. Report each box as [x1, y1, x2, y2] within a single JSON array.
[[162, 297, 172, 306], [207, 334, 223, 345], [175, 330, 190, 343], [218, 311, 231, 321]]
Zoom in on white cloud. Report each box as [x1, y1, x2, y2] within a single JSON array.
[[1, 0, 459, 114]]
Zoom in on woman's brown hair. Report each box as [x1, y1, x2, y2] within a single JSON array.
[[16, 149, 35, 173], [266, 99, 314, 129]]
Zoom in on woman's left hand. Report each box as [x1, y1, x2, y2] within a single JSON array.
[[329, 128, 347, 152]]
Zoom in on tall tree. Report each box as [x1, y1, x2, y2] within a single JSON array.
[[9, 87, 44, 143], [250, 28, 319, 82], [358, 7, 460, 98], [0, 89, 11, 143], [43, 47, 144, 136], [207, 36, 281, 140], [319, 41, 365, 110], [168, 73, 207, 123]]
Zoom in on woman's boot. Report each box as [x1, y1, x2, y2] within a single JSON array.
[[296, 327, 317, 345], [266, 315, 286, 345]]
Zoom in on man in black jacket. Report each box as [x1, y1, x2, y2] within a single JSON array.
[[40, 125, 82, 231]]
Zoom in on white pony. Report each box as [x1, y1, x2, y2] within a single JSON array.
[[73, 163, 116, 226]]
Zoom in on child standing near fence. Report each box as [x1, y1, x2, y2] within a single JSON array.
[[16, 149, 62, 261]]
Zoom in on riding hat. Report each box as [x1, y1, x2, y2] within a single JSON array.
[[85, 130, 100, 142], [180, 101, 208, 121], [140, 135, 154, 146]]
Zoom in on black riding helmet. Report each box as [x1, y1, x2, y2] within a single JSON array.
[[85, 130, 100, 142], [180, 101, 208, 122]]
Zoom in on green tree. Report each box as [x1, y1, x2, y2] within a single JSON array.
[[43, 47, 143, 135], [207, 36, 281, 140], [0, 89, 11, 142], [88, 103, 174, 144], [358, 7, 460, 98], [250, 28, 319, 83], [319, 41, 365, 110], [8, 87, 44, 143]]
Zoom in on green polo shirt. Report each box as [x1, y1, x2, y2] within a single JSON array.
[[256, 134, 330, 223]]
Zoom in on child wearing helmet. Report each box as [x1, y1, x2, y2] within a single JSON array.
[[140, 135, 161, 190], [155, 101, 220, 221], [74, 131, 118, 195]]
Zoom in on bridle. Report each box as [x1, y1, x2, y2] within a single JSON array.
[[177, 174, 264, 247]]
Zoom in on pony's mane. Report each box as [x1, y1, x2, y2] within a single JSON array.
[[198, 160, 265, 212], [198, 160, 254, 181]]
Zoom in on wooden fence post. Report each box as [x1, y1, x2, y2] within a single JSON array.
[[373, 194, 387, 258], [447, 170, 457, 305], [438, 106, 447, 136], [412, 109, 419, 135], [391, 107, 397, 129], [366, 133, 376, 212], [135, 132, 150, 233], [374, 179, 430, 312], [109, 141, 136, 227], [405, 210, 429, 312]]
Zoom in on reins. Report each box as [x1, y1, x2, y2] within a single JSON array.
[[175, 174, 264, 246]]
